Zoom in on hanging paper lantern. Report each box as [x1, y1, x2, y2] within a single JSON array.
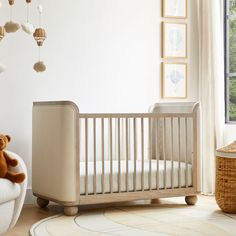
[[0, 27, 5, 41], [33, 61, 46, 72], [33, 28, 46, 46], [0, 1, 2, 8], [4, 21, 20, 33], [8, 0, 14, 5], [5, 0, 20, 34], [33, 1, 47, 73]]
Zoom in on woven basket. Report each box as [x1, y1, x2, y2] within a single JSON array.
[[216, 141, 236, 214]]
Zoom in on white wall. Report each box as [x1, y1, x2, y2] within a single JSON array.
[[0, 0, 199, 190]]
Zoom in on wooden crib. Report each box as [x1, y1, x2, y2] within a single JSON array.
[[32, 101, 200, 216]]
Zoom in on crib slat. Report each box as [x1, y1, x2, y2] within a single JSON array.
[[85, 118, 89, 195], [126, 118, 129, 192], [93, 118, 97, 194], [80, 111, 194, 196], [156, 118, 159, 190], [191, 119, 194, 180], [101, 118, 105, 194], [118, 118, 121, 193], [185, 118, 188, 188], [141, 118, 145, 191], [178, 117, 181, 188], [171, 118, 174, 189], [163, 118, 167, 190], [193, 111, 198, 190], [78, 116, 81, 197], [133, 118, 137, 192], [149, 118, 152, 191], [109, 118, 113, 193]]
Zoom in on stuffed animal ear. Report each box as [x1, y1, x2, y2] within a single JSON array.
[[6, 135, 11, 142]]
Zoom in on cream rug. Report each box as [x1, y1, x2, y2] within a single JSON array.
[[30, 197, 236, 236]]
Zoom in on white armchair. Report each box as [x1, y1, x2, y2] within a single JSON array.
[[0, 151, 27, 234]]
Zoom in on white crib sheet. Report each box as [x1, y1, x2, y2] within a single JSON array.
[[80, 160, 192, 194]]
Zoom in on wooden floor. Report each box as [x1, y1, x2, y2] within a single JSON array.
[[2, 205, 63, 236], [1, 196, 220, 236]]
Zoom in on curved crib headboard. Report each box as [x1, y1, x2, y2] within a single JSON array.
[[149, 102, 200, 163], [32, 101, 80, 202]]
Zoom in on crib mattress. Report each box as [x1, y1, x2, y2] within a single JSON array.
[[80, 160, 192, 194]]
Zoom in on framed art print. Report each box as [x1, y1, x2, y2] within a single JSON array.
[[162, 0, 188, 19], [162, 62, 187, 99], [162, 22, 187, 59]]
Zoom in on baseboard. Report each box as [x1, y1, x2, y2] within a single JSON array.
[[25, 188, 36, 205]]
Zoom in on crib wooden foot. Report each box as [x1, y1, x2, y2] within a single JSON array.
[[64, 206, 78, 216], [37, 197, 49, 208], [185, 195, 198, 205], [151, 199, 160, 204]]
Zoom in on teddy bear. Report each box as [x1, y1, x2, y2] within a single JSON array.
[[0, 134, 25, 183]]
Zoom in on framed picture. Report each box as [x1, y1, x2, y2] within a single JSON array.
[[162, 0, 188, 19], [162, 22, 187, 59], [162, 62, 187, 99]]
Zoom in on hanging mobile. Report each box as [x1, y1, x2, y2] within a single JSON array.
[[0, 26, 5, 42], [0, 4, 6, 73], [4, 0, 20, 33], [22, 0, 35, 34], [33, 28, 46, 72], [33, 1, 46, 72]]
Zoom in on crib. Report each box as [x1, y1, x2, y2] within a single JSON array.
[[32, 101, 200, 216]]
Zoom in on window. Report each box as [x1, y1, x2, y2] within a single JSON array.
[[225, 0, 236, 122]]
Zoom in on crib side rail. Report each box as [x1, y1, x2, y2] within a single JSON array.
[[78, 108, 199, 201], [79, 113, 192, 118]]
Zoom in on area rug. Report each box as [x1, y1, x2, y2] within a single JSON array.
[[30, 198, 236, 236]]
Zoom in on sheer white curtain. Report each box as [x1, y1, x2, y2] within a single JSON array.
[[197, 0, 225, 194]]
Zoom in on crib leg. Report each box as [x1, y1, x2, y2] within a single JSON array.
[[151, 199, 160, 204], [37, 197, 49, 208], [64, 206, 79, 216], [185, 195, 198, 205]]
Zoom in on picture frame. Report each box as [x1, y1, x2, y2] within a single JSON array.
[[162, 0, 188, 19], [162, 22, 187, 59], [162, 62, 187, 99]]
